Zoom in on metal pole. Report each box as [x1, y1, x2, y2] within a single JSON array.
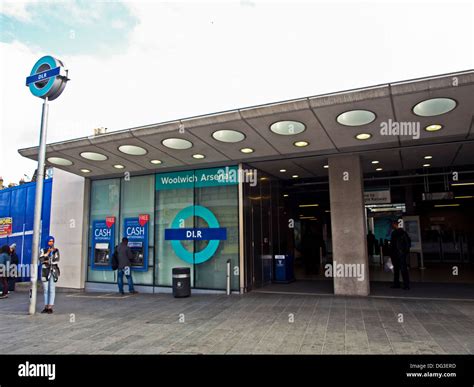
[[380, 246, 383, 267], [226, 259, 231, 296], [29, 97, 49, 315], [419, 251, 426, 270]]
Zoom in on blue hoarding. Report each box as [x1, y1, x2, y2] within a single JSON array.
[[0, 179, 52, 281]]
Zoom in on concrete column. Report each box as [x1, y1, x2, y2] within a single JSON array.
[[49, 168, 87, 290], [328, 155, 369, 296]]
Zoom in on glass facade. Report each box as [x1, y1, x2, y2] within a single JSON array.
[[242, 167, 283, 290], [194, 183, 239, 290], [88, 166, 240, 291], [88, 178, 120, 283], [119, 175, 155, 285], [155, 180, 194, 287]]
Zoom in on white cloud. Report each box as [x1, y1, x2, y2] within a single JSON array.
[[1, 1, 473, 185], [110, 19, 127, 29], [0, 1, 35, 22]]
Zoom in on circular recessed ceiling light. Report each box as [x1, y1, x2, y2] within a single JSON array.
[[413, 98, 457, 117], [80, 169, 91, 173], [293, 141, 309, 147], [47, 157, 73, 166], [336, 110, 376, 126], [150, 159, 162, 165], [371, 160, 380, 164], [424, 124, 443, 132], [192, 154, 205, 159], [80, 152, 107, 161], [161, 138, 193, 150], [355, 133, 372, 140], [424, 155, 433, 160], [376, 167, 383, 171], [212, 129, 245, 143], [113, 164, 125, 169], [292, 174, 299, 178], [279, 169, 287, 173], [423, 163, 431, 167], [323, 165, 329, 169], [118, 145, 147, 155], [270, 120, 306, 135], [240, 147, 254, 154]]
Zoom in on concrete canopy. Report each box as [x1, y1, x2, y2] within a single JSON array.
[[18, 70, 474, 179]]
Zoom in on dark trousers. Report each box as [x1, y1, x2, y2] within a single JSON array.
[[0, 276, 8, 296], [8, 277, 15, 291], [392, 253, 410, 287]]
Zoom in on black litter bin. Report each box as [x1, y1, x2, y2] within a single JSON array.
[[172, 267, 191, 298]]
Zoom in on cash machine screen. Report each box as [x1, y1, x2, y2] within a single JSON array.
[[94, 242, 110, 266], [128, 241, 144, 266]]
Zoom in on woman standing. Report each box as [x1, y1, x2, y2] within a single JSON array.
[[39, 236, 60, 314]]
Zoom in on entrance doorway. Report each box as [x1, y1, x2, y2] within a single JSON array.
[[243, 166, 334, 294]]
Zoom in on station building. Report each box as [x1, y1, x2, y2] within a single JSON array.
[[18, 70, 474, 296]]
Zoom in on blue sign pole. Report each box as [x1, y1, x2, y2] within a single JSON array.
[[26, 56, 68, 315], [28, 97, 49, 315]]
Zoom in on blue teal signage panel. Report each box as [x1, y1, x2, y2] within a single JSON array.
[[165, 228, 227, 241], [166, 205, 226, 264], [26, 67, 60, 86], [156, 170, 196, 190], [91, 218, 115, 271], [123, 215, 149, 271], [195, 166, 239, 188], [155, 166, 239, 190], [26, 56, 68, 100]]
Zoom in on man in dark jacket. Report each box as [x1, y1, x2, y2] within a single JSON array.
[[117, 237, 137, 295], [8, 243, 19, 292], [367, 231, 376, 260], [390, 221, 411, 290]]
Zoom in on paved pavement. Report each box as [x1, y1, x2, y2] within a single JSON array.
[[1, 290, 474, 354]]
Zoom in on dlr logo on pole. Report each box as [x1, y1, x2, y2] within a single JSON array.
[[126, 226, 145, 236]]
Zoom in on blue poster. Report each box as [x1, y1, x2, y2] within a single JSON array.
[[123, 215, 149, 271], [91, 218, 115, 271]]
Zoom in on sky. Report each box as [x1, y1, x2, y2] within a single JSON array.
[[0, 0, 473, 185]]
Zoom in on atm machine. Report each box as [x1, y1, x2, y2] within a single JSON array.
[[91, 219, 115, 271], [128, 241, 144, 266], [94, 242, 111, 266], [123, 216, 149, 271]]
